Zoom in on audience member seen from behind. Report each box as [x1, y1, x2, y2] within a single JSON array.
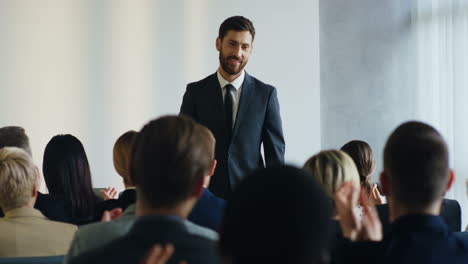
[[69, 115, 219, 264], [0, 147, 77, 257], [95, 130, 138, 219], [0, 126, 32, 217], [0, 126, 32, 156], [36, 135, 102, 225], [335, 121, 468, 264], [219, 165, 332, 264], [340, 140, 384, 205]]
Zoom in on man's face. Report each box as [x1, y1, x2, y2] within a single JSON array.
[[216, 30, 253, 76]]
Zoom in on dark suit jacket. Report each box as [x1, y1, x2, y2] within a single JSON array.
[[376, 198, 461, 233], [180, 72, 285, 199], [34, 192, 102, 226], [336, 215, 468, 264], [94, 189, 136, 220], [69, 215, 219, 264], [188, 188, 225, 231]]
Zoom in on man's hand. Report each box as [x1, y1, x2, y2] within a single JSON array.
[[335, 182, 383, 242], [143, 244, 187, 264], [100, 187, 119, 200], [101, 208, 123, 222]]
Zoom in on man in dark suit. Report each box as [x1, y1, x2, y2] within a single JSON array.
[[334, 121, 468, 264], [69, 116, 219, 264], [180, 16, 285, 199]]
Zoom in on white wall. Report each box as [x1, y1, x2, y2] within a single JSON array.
[[0, 0, 321, 191]]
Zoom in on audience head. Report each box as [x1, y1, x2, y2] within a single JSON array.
[[131, 115, 215, 210], [303, 150, 360, 199], [382, 121, 452, 210], [43, 134, 96, 218], [0, 126, 32, 156], [113, 130, 138, 187], [0, 147, 38, 212], [220, 165, 332, 264], [340, 140, 375, 194]]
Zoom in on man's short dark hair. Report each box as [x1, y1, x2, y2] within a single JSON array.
[[384, 121, 449, 209], [220, 166, 332, 264], [0, 126, 32, 156], [219, 16, 255, 41], [130, 115, 215, 209]]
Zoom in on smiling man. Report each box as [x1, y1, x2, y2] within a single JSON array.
[[180, 16, 285, 199]]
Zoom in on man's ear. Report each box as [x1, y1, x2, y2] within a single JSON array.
[[208, 160, 217, 177], [216, 37, 221, 51], [31, 166, 40, 198], [380, 172, 389, 196], [203, 160, 217, 188], [446, 169, 455, 192]]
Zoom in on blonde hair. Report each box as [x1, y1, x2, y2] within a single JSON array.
[[303, 150, 360, 198], [113, 130, 138, 185], [0, 147, 37, 210]]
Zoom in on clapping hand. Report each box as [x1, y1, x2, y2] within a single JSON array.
[[100, 187, 119, 200], [335, 182, 383, 241]]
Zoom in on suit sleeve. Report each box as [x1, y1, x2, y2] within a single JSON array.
[[180, 85, 197, 120], [262, 87, 285, 166]]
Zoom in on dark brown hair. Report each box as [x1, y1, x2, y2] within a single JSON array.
[[131, 115, 215, 209], [113, 130, 138, 186], [340, 140, 375, 195], [0, 126, 32, 156], [219, 16, 255, 41], [384, 121, 449, 209]]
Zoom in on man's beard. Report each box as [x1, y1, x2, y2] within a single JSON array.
[[219, 49, 248, 75]]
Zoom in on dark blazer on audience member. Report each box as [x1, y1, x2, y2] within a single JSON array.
[[69, 215, 219, 264], [188, 188, 225, 231], [94, 189, 136, 220], [376, 198, 461, 233], [34, 192, 102, 226], [180, 72, 285, 199], [336, 214, 468, 264]]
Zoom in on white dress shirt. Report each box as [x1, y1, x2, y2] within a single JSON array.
[[217, 70, 245, 128]]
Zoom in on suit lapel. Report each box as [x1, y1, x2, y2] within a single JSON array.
[[232, 72, 254, 141]]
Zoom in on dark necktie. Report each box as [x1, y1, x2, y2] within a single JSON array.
[[224, 84, 234, 141]]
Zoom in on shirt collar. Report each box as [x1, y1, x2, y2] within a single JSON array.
[[217, 70, 245, 90]]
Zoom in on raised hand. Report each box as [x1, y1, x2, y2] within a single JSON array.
[[100, 187, 119, 200], [335, 182, 361, 241]]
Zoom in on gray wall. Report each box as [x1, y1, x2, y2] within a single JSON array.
[[320, 0, 417, 179]]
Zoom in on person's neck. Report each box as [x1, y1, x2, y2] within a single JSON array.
[[218, 66, 242, 82], [388, 198, 442, 222], [3, 200, 35, 214], [135, 198, 197, 219]]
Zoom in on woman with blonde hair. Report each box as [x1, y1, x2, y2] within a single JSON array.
[[303, 150, 360, 207]]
